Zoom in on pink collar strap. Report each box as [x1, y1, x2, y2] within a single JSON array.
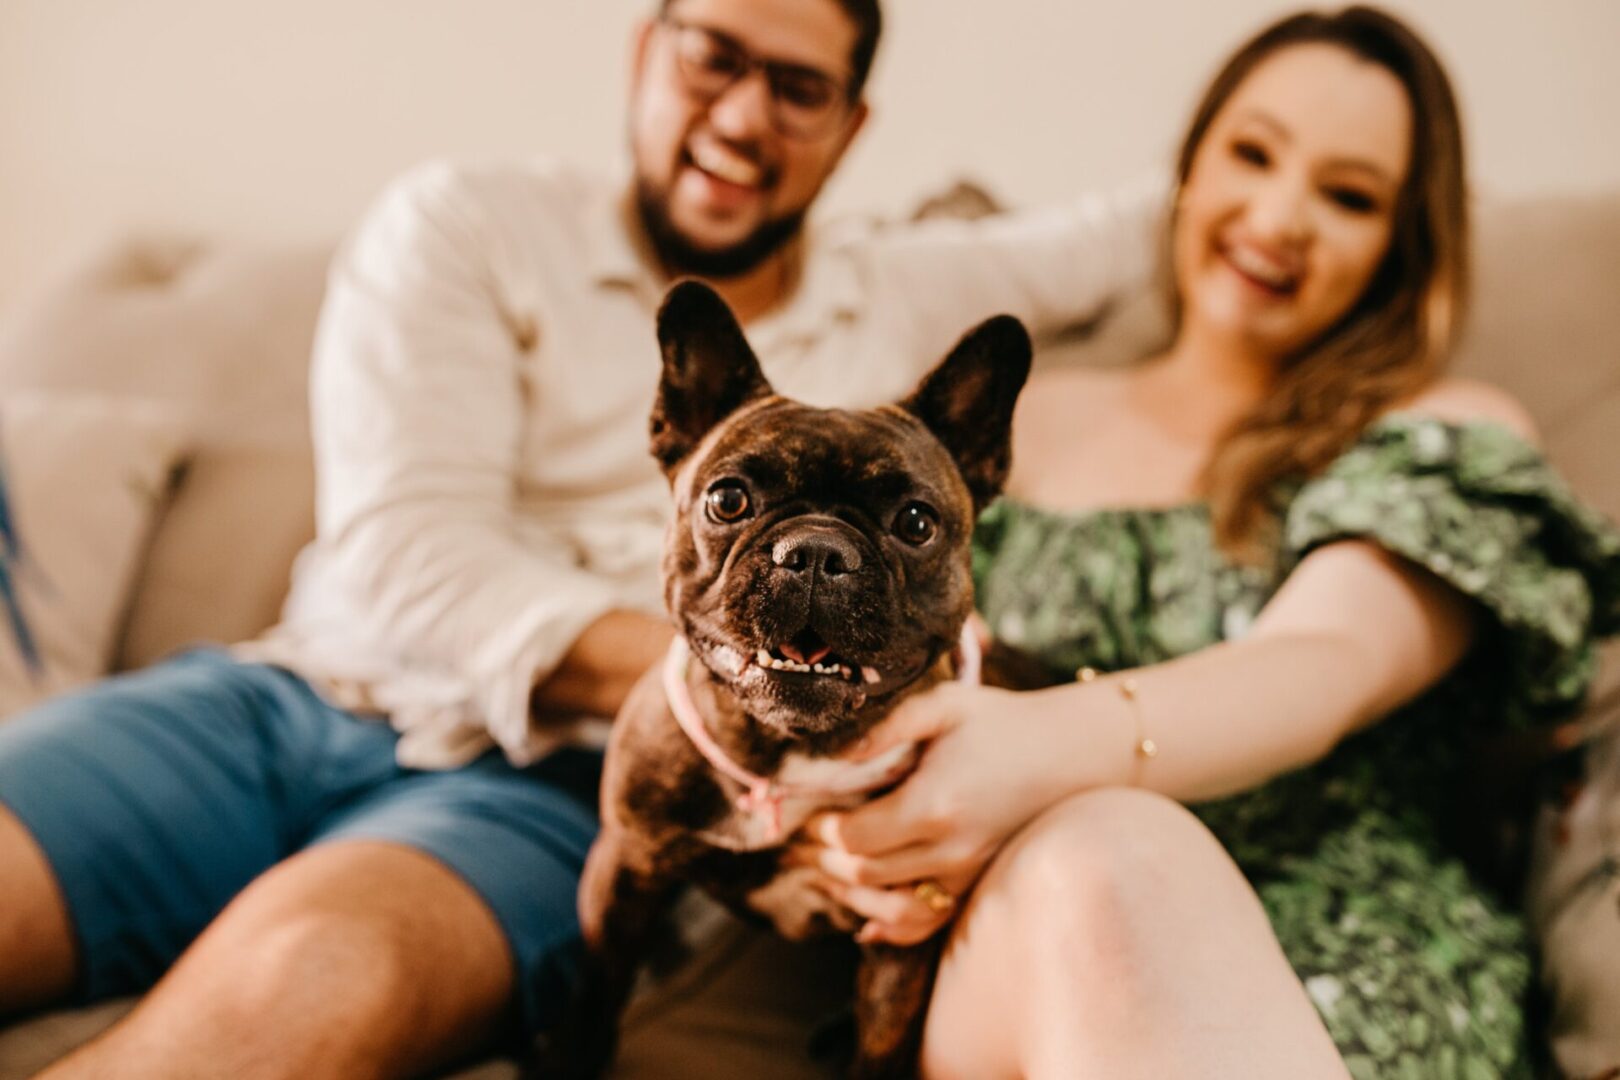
[[662, 624, 982, 843]]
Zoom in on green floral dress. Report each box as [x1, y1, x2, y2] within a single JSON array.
[[972, 415, 1620, 1080]]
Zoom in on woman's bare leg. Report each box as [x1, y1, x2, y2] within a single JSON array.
[[921, 787, 1348, 1080]]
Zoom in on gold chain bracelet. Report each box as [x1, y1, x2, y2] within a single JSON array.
[[1078, 667, 1158, 782]]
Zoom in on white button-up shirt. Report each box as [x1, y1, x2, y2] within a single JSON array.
[[246, 157, 1163, 768]]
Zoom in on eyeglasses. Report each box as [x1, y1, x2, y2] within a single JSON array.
[[659, 16, 854, 140]]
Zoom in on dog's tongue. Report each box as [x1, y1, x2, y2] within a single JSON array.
[[779, 641, 832, 666]]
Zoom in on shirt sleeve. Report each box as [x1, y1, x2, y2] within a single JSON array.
[[308, 163, 620, 755], [854, 175, 1169, 353]]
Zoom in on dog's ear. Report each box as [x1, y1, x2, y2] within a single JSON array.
[[650, 280, 774, 475], [899, 314, 1032, 510]]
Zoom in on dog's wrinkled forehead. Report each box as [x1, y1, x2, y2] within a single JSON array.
[[675, 399, 971, 518]]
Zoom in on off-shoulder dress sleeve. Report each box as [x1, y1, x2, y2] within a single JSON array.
[[1283, 414, 1620, 726]]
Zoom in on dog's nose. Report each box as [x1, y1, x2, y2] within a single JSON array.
[[772, 532, 862, 577]]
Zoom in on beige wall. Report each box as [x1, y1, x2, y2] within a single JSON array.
[[2, 0, 1618, 304]]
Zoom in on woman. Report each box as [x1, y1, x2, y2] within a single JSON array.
[[800, 7, 1620, 1078]]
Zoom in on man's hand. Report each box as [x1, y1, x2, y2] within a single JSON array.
[[531, 610, 675, 720]]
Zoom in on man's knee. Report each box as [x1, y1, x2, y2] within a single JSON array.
[[211, 902, 425, 1024], [194, 843, 512, 1028]]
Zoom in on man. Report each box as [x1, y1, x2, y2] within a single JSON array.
[[0, 0, 1157, 1075]]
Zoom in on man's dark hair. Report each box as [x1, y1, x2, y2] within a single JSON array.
[[657, 0, 882, 98]]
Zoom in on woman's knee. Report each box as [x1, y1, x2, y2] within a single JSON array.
[[925, 791, 1239, 1076], [973, 787, 1234, 954]]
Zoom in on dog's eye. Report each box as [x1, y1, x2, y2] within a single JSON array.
[[705, 481, 752, 523], [892, 502, 939, 546]]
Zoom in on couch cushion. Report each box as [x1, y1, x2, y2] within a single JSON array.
[[1459, 193, 1620, 525], [0, 239, 330, 660], [116, 444, 316, 669], [0, 393, 186, 715]]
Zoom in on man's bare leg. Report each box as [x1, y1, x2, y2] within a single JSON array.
[[0, 805, 78, 1014], [40, 840, 517, 1080]]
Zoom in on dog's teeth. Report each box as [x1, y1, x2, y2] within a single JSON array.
[[758, 650, 861, 676], [861, 666, 882, 684]]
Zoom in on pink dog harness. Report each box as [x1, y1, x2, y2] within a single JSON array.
[[662, 625, 983, 843]]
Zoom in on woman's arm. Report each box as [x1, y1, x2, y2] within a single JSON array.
[[1088, 538, 1478, 802], [806, 536, 1478, 943]]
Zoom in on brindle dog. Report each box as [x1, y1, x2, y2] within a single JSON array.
[[543, 280, 1031, 1079]]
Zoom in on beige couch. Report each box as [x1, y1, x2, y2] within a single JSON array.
[[1, 191, 1617, 1078]]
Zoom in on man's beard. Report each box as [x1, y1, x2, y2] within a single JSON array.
[[635, 178, 805, 280]]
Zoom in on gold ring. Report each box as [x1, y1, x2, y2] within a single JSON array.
[[913, 879, 955, 913]]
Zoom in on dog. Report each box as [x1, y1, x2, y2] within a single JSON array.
[[546, 280, 1031, 1079]]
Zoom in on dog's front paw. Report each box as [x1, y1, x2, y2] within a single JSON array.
[[847, 939, 945, 1080]]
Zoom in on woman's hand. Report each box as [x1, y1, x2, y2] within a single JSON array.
[[793, 680, 1069, 945]]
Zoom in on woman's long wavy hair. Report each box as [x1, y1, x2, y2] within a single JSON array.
[[1175, 7, 1469, 559]]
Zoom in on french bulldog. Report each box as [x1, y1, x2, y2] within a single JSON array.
[[549, 280, 1031, 1079]]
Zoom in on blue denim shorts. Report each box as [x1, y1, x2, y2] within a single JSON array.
[[0, 650, 602, 1038]]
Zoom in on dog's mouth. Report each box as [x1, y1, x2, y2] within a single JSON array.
[[748, 627, 877, 686]]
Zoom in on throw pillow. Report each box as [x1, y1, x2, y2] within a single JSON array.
[[0, 393, 187, 716]]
